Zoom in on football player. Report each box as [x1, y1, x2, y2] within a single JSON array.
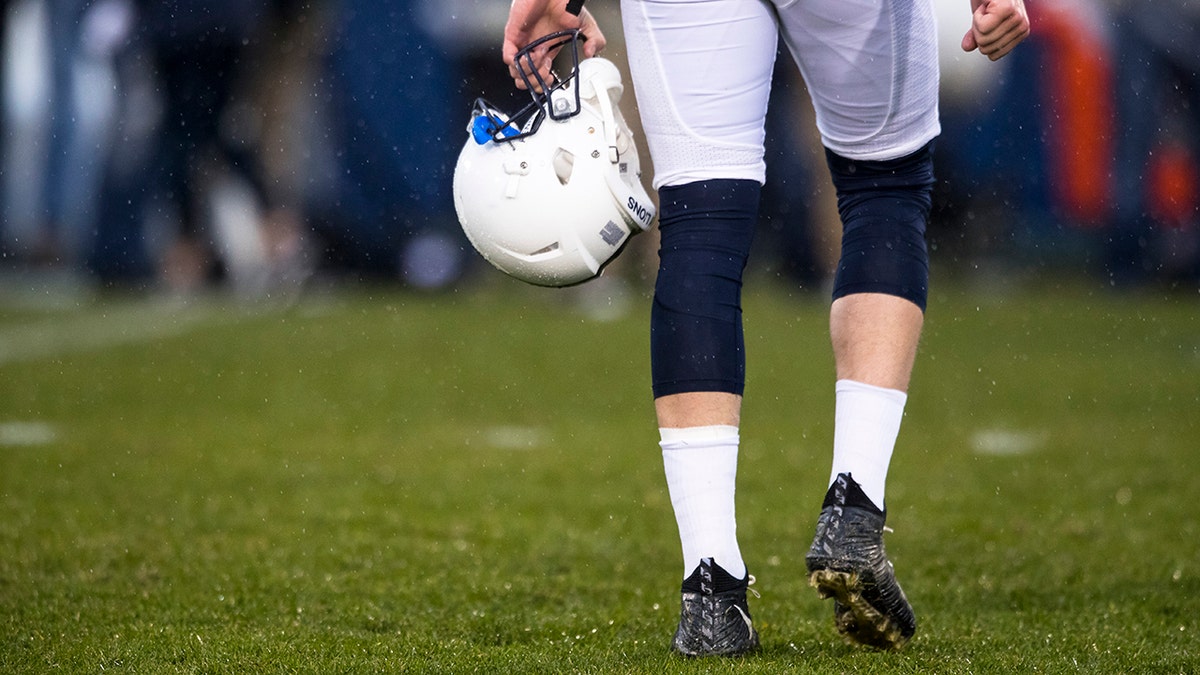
[[503, 0, 1029, 656]]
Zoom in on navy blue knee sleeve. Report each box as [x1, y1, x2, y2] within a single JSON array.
[[651, 180, 760, 398], [827, 141, 935, 312]]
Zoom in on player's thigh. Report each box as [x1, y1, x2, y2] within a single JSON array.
[[621, 0, 779, 187], [776, 0, 940, 161]]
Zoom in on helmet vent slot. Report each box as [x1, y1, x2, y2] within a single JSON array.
[[552, 149, 575, 185], [530, 242, 561, 256]]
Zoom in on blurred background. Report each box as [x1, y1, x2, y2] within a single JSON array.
[[0, 0, 1195, 303]]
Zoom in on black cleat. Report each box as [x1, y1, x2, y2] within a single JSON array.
[[671, 557, 759, 657], [805, 473, 916, 650]]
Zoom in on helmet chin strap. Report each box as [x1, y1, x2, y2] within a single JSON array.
[[580, 64, 655, 232], [588, 72, 621, 164]]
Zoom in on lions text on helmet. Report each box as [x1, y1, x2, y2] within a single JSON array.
[[627, 195, 653, 228], [452, 30, 655, 288]]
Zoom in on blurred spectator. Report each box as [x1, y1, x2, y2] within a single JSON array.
[[929, 0, 1114, 276], [1, 0, 108, 268], [309, 0, 469, 289], [89, 0, 308, 295], [1105, 0, 1200, 286], [931, 0, 1200, 287], [11, 0, 1189, 296]]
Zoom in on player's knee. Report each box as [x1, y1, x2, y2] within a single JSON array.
[[651, 179, 759, 397], [826, 142, 935, 311]]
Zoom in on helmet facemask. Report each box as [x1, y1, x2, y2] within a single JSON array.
[[470, 30, 586, 146]]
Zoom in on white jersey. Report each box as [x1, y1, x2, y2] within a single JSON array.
[[621, 0, 942, 188]]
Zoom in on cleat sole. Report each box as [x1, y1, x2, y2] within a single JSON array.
[[809, 568, 910, 651]]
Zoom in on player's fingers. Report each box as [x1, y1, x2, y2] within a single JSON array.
[[579, 10, 607, 57], [961, 28, 979, 52], [976, 14, 1030, 59], [509, 62, 529, 90], [972, 0, 1024, 40], [982, 29, 1026, 60], [510, 56, 555, 92], [582, 36, 604, 58]]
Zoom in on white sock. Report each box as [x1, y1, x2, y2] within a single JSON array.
[[660, 425, 746, 581], [828, 379, 908, 511]]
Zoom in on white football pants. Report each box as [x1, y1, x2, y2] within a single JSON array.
[[620, 0, 941, 188]]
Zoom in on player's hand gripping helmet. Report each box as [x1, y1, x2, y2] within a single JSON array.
[[453, 31, 655, 287]]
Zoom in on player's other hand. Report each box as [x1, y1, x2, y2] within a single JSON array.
[[504, 0, 606, 91], [962, 0, 1030, 61]]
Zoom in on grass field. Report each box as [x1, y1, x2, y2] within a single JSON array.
[[1, 276, 1198, 673]]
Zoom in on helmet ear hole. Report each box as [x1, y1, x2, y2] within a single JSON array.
[[552, 148, 575, 185]]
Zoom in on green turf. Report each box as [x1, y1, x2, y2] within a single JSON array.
[[1, 278, 1197, 673]]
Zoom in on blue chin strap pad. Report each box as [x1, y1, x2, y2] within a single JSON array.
[[827, 141, 935, 312], [651, 179, 760, 398]]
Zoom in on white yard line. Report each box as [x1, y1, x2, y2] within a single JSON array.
[[0, 299, 238, 366]]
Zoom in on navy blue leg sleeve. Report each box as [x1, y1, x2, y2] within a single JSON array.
[[651, 180, 760, 398], [827, 141, 936, 312]]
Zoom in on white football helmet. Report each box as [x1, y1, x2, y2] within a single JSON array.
[[452, 31, 655, 287]]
